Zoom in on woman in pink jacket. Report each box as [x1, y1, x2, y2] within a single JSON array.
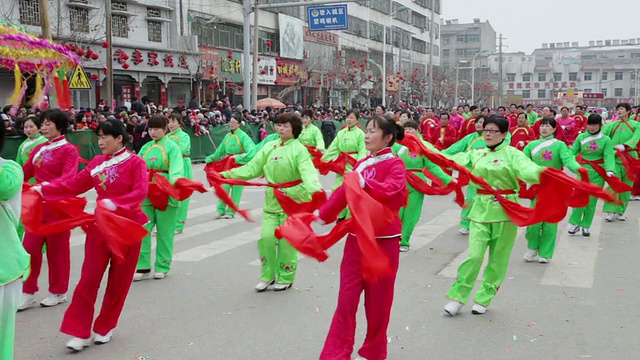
[[557, 107, 577, 145], [318, 115, 407, 360]]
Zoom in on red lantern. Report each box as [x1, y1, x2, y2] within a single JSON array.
[[359, 63, 365, 68], [341, 77, 347, 81], [101, 41, 109, 48], [378, 77, 383, 81], [261, 69, 266, 74], [103, 66, 108, 75], [266, 41, 272, 47], [275, 56, 280, 61], [208, 84, 214, 90], [284, 74, 289, 78], [336, 54, 341, 59], [257, 57, 262, 61], [274, 80, 279, 85], [227, 50, 233, 59], [363, 59, 368, 63], [368, 74, 372, 79], [213, 83, 219, 88], [76, 49, 85, 56], [90, 74, 99, 80], [90, 53, 99, 60], [350, 60, 356, 66], [227, 82, 234, 87], [122, 63, 130, 69], [396, 71, 400, 75]]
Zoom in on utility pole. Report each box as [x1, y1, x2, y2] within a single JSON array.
[[251, 0, 260, 111], [427, 5, 435, 107], [242, 0, 251, 109], [105, 0, 114, 110], [39, 0, 52, 40], [497, 33, 504, 107], [179, 0, 184, 36]]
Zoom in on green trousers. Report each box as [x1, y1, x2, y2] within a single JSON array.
[[447, 221, 518, 307], [0, 279, 21, 360], [259, 212, 298, 284], [603, 163, 631, 215], [175, 158, 192, 232], [399, 189, 424, 247], [570, 170, 605, 228], [460, 186, 477, 229], [217, 184, 244, 216], [526, 198, 557, 259], [138, 204, 177, 274]]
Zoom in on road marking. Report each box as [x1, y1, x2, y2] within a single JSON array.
[[173, 228, 262, 262], [437, 227, 525, 278], [540, 216, 602, 288], [404, 210, 460, 252]]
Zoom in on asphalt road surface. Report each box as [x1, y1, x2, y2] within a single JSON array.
[[14, 164, 640, 359]]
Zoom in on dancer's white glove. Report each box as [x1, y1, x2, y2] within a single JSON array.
[[31, 186, 43, 196], [606, 171, 615, 177], [518, 141, 524, 147], [101, 199, 117, 211], [615, 144, 626, 152]]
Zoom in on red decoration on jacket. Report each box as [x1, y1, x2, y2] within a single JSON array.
[[458, 117, 476, 140], [509, 126, 536, 150], [427, 124, 458, 150]]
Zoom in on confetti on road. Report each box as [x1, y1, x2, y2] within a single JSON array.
[[315, 307, 320, 313], [527, 322, 537, 327], [513, 335, 517, 340]]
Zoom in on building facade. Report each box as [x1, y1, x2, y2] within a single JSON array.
[[488, 40, 640, 107], [440, 18, 496, 71]]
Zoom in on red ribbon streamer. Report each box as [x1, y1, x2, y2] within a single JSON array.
[[147, 171, 208, 211], [576, 155, 632, 194], [306, 146, 356, 175], [616, 148, 640, 182], [209, 155, 240, 173], [405, 170, 466, 207]]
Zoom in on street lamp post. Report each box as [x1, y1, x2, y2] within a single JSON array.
[[470, 50, 489, 105], [382, 6, 408, 108]]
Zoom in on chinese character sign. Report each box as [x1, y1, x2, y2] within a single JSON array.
[[276, 59, 306, 85], [252, 56, 277, 85], [307, 5, 348, 31], [218, 50, 243, 82]]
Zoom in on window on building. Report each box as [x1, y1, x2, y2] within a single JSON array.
[[464, 48, 480, 56], [507, 73, 515, 82], [584, 89, 592, 93], [259, 30, 279, 53], [465, 34, 480, 42], [346, 16, 368, 37], [522, 90, 531, 99], [112, 1, 127, 11], [411, 12, 427, 29], [391, 27, 401, 47], [456, 34, 464, 42], [425, 0, 432, 9], [262, 0, 300, 18], [412, 38, 427, 54], [632, 70, 637, 80], [401, 31, 411, 50], [413, 0, 427, 7], [584, 72, 592, 81], [615, 71, 623, 80], [112, 15, 129, 38], [385, 27, 391, 45], [432, 44, 439, 55], [369, 22, 384, 42], [522, 73, 532, 82], [442, 36, 450, 45], [393, 2, 410, 23], [632, 88, 637, 97], [614, 88, 623, 97], [433, 22, 439, 39], [442, 49, 449, 58], [553, 72, 562, 81], [191, 20, 244, 50], [569, 72, 578, 81], [371, 0, 391, 14], [602, 88, 608, 97], [147, 21, 162, 42], [602, 72, 608, 80], [537, 89, 546, 98], [19, 0, 41, 25], [69, 7, 89, 33], [538, 73, 546, 81], [507, 90, 515, 95], [455, 48, 464, 56]]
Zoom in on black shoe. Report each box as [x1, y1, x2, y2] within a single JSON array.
[[582, 228, 590, 237]]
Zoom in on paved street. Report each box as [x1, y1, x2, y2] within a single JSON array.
[[14, 164, 640, 359]]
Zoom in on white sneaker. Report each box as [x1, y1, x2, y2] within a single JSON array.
[[17, 293, 36, 311], [153, 272, 166, 280], [175, 230, 183, 235], [582, 228, 591, 237], [459, 228, 470, 235], [444, 301, 463, 316], [538, 257, 549, 264], [255, 280, 275, 292], [605, 212, 616, 222], [40, 293, 67, 307], [214, 214, 225, 220], [471, 303, 487, 315], [630, 195, 640, 201], [567, 224, 580, 235], [133, 272, 152, 282], [615, 213, 626, 221], [523, 249, 538, 262], [66, 337, 91, 351], [399, 245, 410, 252], [94, 331, 112, 345], [273, 283, 292, 291]]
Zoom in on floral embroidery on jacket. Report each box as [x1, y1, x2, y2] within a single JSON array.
[[35, 150, 52, 167], [97, 166, 119, 190]]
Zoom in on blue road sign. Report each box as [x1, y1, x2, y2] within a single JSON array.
[[307, 4, 348, 31]]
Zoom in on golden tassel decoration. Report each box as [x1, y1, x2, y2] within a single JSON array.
[[30, 73, 44, 107], [7, 64, 22, 105]]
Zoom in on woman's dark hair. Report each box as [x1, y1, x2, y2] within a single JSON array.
[[540, 117, 557, 128], [366, 115, 405, 147], [517, 112, 527, 119], [148, 114, 169, 129], [376, 105, 386, 112], [346, 109, 360, 119], [301, 109, 314, 119], [483, 116, 509, 133], [23, 116, 41, 128], [497, 106, 506, 111], [439, 112, 450, 119], [561, 106, 569, 112], [616, 103, 631, 112], [588, 114, 603, 125], [481, 107, 490, 113], [41, 109, 70, 134], [277, 113, 303, 138], [403, 120, 419, 130], [469, 105, 478, 112], [229, 114, 242, 123], [169, 113, 185, 127], [96, 119, 129, 146], [475, 114, 488, 124]]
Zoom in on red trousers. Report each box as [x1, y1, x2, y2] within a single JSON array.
[[60, 231, 141, 339], [22, 221, 71, 294], [632, 169, 640, 195], [320, 235, 400, 360]]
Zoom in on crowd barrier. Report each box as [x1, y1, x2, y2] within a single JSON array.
[[1, 120, 363, 163]]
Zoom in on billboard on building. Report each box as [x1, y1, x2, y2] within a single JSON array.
[[279, 14, 305, 60]]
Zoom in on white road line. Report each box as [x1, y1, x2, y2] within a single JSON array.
[[437, 227, 525, 278], [173, 228, 262, 262], [540, 216, 602, 288], [404, 210, 460, 252]]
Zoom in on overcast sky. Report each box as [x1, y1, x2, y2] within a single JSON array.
[[442, 0, 640, 54]]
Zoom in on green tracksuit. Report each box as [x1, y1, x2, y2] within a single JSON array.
[[523, 135, 581, 258], [138, 136, 184, 274], [568, 131, 616, 228], [222, 138, 321, 285], [168, 128, 192, 232], [443, 132, 486, 230], [206, 129, 256, 216], [235, 133, 279, 165], [392, 142, 451, 248], [321, 125, 366, 219], [298, 123, 325, 151], [601, 119, 640, 215], [15, 134, 47, 239], [447, 142, 543, 306]]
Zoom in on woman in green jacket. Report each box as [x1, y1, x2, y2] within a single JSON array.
[[167, 113, 192, 234]]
